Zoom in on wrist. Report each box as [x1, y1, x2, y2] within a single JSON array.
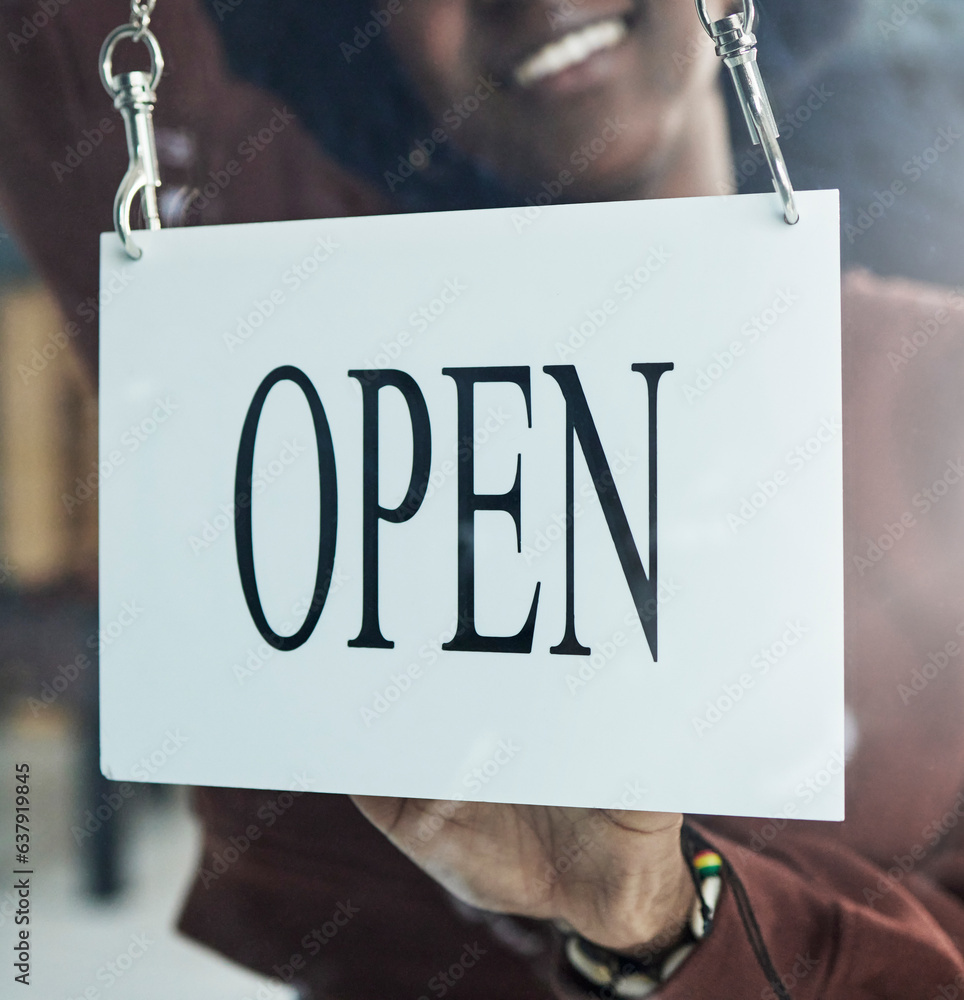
[[596, 857, 695, 956], [564, 821, 696, 953], [560, 835, 724, 997], [616, 847, 695, 956]]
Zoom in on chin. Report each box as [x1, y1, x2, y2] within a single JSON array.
[[483, 102, 682, 205]]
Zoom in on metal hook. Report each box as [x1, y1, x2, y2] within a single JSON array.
[[100, 25, 165, 259], [695, 0, 799, 225]]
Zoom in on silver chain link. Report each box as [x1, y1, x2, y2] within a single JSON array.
[[130, 0, 157, 40]]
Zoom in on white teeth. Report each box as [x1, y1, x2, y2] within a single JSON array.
[[514, 18, 628, 88]]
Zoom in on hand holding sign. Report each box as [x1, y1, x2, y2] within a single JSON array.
[[350, 795, 694, 953]]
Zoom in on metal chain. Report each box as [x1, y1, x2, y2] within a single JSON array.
[[130, 0, 157, 40]]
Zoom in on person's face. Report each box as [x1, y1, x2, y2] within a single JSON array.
[[385, 0, 729, 200]]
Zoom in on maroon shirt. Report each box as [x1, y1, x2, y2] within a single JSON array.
[[4, 2, 964, 995]]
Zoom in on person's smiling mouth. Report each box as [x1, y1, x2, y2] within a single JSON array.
[[509, 9, 637, 93]]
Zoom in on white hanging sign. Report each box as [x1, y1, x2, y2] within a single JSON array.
[[99, 191, 843, 820]]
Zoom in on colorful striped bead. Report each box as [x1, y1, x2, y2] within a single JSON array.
[[693, 850, 723, 878]]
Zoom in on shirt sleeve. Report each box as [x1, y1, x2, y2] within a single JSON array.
[[655, 821, 964, 999]]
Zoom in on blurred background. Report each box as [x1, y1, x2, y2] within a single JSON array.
[[1, 0, 964, 996], [0, 237, 296, 991]]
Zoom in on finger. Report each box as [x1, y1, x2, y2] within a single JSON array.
[[598, 810, 684, 835], [349, 794, 409, 833]]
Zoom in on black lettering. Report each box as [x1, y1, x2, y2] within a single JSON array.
[[347, 370, 432, 648], [441, 367, 540, 653], [235, 366, 337, 650], [543, 363, 673, 660]]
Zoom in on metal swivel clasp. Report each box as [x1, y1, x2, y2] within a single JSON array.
[[696, 0, 799, 225], [99, 25, 165, 259]]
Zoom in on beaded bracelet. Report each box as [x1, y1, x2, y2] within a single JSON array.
[[562, 848, 724, 998]]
